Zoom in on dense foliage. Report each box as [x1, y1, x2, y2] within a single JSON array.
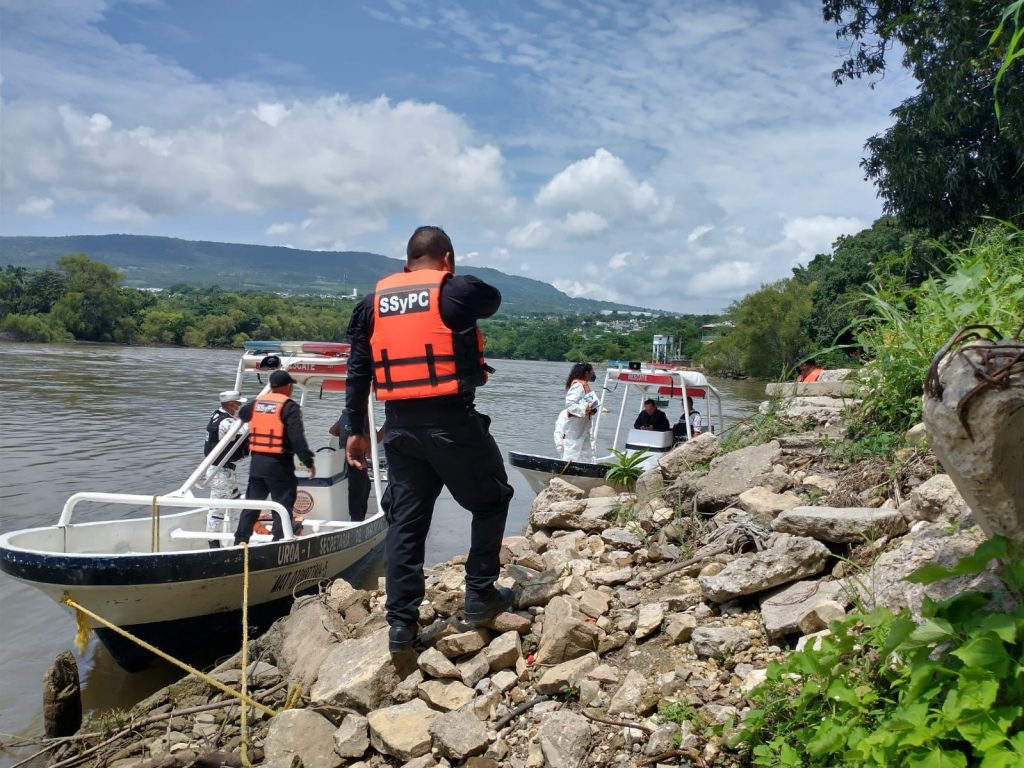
[[737, 536, 1024, 767], [823, 0, 1024, 236]]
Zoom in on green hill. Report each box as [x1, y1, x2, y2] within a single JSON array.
[[0, 234, 648, 315]]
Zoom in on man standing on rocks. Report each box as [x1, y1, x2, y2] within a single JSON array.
[[338, 225, 514, 654]]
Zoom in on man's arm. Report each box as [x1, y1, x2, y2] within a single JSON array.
[[340, 297, 374, 436], [282, 400, 315, 469], [655, 411, 671, 431], [440, 274, 502, 329]]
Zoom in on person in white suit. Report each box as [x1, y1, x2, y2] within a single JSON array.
[[553, 362, 599, 461]]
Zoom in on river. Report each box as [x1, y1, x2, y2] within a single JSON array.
[[0, 341, 765, 761]]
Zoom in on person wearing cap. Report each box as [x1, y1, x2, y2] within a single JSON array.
[[233, 370, 317, 544], [203, 390, 250, 547], [338, 225, 514, 655]]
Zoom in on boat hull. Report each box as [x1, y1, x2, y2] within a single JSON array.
[[508, 451, 610, 495]]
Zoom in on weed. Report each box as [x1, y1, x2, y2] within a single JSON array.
[[611, 499, 637, 526], [824, 426, 905, 466], [658, 701, 699, 727], [602, 449, 649, 491], [720, 403, 794, 453]]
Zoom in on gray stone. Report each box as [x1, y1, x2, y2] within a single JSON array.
[[536, 653, 600, 694], [694, 441, 782, 511], [418, 647, 460, 679], [691, 627, 751, 660], [773, 507, 908, 544], [482, 631, 522, 671], [278, 598, 349, 689], [436, 630, 489, 659], [366, 699, 439, 761], [634, 603, 664, 641], [759, 580, 849, 640], [923, 338, 1024, 539], [264, 709, 343, 768], [531, 500, 606, 532], [417, 679, 476, 711], [737, 487, 803, 517], [797, 600, 847, 634], [581, 496, 624, 522], [537, 711, 592, 768], [588, 484, 618, 498], [590, 567, 633, 586], [802, 474, 838, 494], [429, 709, 489, 760], [579, 589, 611, 618], [42, 651, 80, 738], [392, 669, 426, 704], [601, 527, 643, 550], [607, 669, 648, 715], [333, 713, 369, 759], [536, 595, 602, 665], [908, 474, 965, 523], [543, 477, 588, 503], [765, 381, 855, 397], [906, 422, 929, 450], [310, 627, 399, 712], [457, 654, 491, 688], [699, 537, 830, 602], [658, 432, 720, 480], [513, 570, 565, 608], [634, 467, 666, 508], [491, 669, 518, 692], [664, 613, 697, 644]]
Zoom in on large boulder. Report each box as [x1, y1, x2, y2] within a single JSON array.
[[737, 487, 803, 518], [773, 507, 908, 544], [759, 579, 850, 640], [700, 536, 830, 602], [275, 598, 348, 689], [264, 709, 343, 768], [310, 627, 400, 712], [923, 338, 1024, 539], [634, 467, 666, 508], [366, 699, 440, 761], [531, 499, 606, 532], [907, 474, 966, 523], [429, 709, 489, 761], [694, 441, 781, 512], [538, 711, 593, 768], [691, 627, 751, 660], [536, 595, 602, 665], [658, 432, 720, 480]]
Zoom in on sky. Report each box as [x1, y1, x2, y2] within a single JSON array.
[[0, 0, 918, 312]]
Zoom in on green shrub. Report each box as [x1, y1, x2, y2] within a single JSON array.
[[602, 449, 649, 491], [853, 224, 1024, 434], [735, 536, 1024, 767], [0, 312, 72, 342]]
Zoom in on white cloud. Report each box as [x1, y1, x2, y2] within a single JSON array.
[[687, 224, 714, 243], [782, 215, 867, 262], [689, 260, 760, 296], [563, 210, 608, 236], [506, 220, 552, 249], [264, 222, 296, 236], [551, 278, 619, 302], [15, 196, 54, 215], [87, 202, 152, 224]]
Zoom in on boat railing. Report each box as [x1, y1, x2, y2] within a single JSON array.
[[58, 493, 296, 541]]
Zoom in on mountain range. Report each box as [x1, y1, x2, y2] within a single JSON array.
[[0, 234, 648, 315]]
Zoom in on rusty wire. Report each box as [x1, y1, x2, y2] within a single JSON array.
[[924, 323, 1024, 439]]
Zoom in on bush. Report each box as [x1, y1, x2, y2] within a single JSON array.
[[735, 536, 1024, 767], [1, 312, 72, 342], [853, 224, 1024, 434]]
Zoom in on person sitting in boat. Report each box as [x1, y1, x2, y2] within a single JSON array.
[[553, 362, 599, 462], [633, 398, 670, 431], [203, 389, 250, 548], [797, 359, 825, 383], [673, 396, 703, 441], [233, 370, 316, 545]]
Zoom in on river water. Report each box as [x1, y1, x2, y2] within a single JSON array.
[[0, 341, 765, 760]]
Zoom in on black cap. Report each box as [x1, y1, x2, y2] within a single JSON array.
[[269, 370, 296, 388]]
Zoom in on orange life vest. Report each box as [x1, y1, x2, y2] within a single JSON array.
[[370, 269, 488, 400], [798, 367, 825, 383], [248, 391, 290, 454]]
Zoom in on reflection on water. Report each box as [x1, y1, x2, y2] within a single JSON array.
[[0, 342, 765, 762]]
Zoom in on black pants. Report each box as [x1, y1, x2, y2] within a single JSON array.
[[347, 463, 370, 522], [234, 454, 298, 543], [381, 409, 513, 627]]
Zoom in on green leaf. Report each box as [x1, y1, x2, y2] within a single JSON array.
[[906, 747, 968, 768], [952, 635, 1011, 676], [978, 614, 1018, 643], [909, 618, 955, 644], [908, 537, 1008, 584]]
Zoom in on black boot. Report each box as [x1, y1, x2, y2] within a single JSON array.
[[464, 587, 514, 626]]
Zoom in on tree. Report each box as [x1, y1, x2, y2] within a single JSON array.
[[50, 254, 126, 341], [823, 0, 1024, 235]]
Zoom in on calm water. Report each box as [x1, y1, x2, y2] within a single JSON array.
[[0, 342, 765, 759]]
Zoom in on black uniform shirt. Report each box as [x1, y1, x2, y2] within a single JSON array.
[[633, 408, 671, 431], [238, 397, 315, 468], [341, 273, 501, 435]]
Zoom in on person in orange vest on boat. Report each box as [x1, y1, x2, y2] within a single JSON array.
[[233, 369, 316, 544], [797, 359, 825, 383], [337, 225, 514, 655], [553, 362, 600, 461]]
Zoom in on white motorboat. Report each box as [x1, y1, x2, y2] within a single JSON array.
[[509, 364, 723, 494], [0, 341, 387, 671]]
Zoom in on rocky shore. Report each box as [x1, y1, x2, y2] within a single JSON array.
[[42, 381, 984, 768]]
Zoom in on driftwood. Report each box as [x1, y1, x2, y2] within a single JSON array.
[[581, 709, 653, 734], [635, 545, 729, 586], [492, 694, 552, 730]]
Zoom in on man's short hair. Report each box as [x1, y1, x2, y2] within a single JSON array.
[[407, 226, 454, 262], [643, 398, 656, 407]]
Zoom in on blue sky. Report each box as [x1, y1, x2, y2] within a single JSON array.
[[0, 0, 917, 311]]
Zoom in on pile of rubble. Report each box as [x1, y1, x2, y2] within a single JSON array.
[[67, 384, 985, 768]]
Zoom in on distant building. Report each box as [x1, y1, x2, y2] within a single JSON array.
[[700, 322, 733, 344]]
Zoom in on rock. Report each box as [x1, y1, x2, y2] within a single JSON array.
[[264, 709, 343, 768], [759, 580, 849, 640], [429, 709, 489, 760], [532, 500, 606, 532], [601, 527, 643, 550], [278, 598, 349, 689], [310, 627, 399, 712], [366, 699, 439, 761], [581, 496, 623, 522], [635, 603, 664, 641], [645, 723, 681, 756], [536, 596, 603, 665], [514, 571, 566, 608], [418, 647, 460, 679], [802, 474, 837, 494], [43, 651, 81, 738], [773, 506, 908, 543], [543, 477, 588, 503], [700, 537, 830, 602], [658, 432, 720, 480], [664, 613, 698, 644], [537, 711, 592, 768], [737, 486, 802, 517], [765, 380, 854, 397], [579, 589, 611, 618], [694, 441, 781, 511], [457, 654, 491, 688], [906, 422, 929, 450], [486, 611, 532, 635], [536, 653, 600, 694], [589, 484, 618, 498], [797, 600, 847, 634], [482, 631, 522, 671], [491, 669, 518, 691], [607, 669, 648, 715], [333, 713, 369, 759], [740, 668, 768, 694], [691, 627, 751, 660], [417, 679, 476, 711], [908, 474, 965, 523], [590, 567, 633, 586], [392, 669, 425, 704], [647, 539, 681, 562], [635, 467, 667, 508], [436, 630, 489, 659]]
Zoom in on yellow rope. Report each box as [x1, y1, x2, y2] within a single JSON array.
[[150, 496, 160, 553], [72, 604, 90, 655], [282, 683, 303, 710], [240, 542, 252, 768], [60, 594, 276, 718]]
